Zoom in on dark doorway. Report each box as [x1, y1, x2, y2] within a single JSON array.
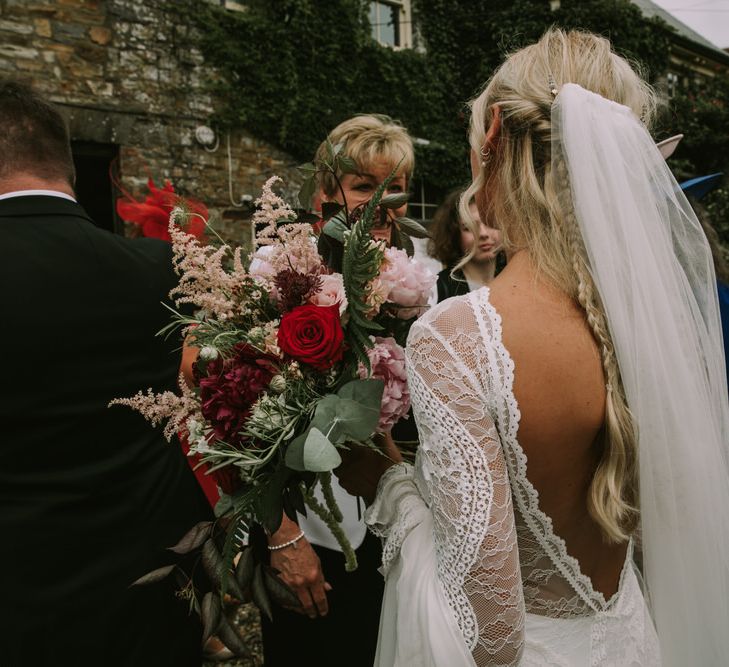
[[72, 141, 120, 234]]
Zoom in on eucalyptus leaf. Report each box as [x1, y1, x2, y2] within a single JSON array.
[[397, 229, 415, 257], [201, 538, 224, 592], [321, 201, 343, 221], [235, 546, 256, 591], [336, 154, 358, 174], [130, 564, 175, 587], [337, 378, 384, 411], [325, 139, 336, 162], [252, 564, 273, 621], [263, 565, 302, 609], [284, 429, 308, 471], [296, 211, 321, 225], [298, 177, 317, 210], [323, 218, 348, 243], [214, 493, 233, 518], [218, 613, 252, 657], [167, 521, 213, 555], [311, 395, 380, 442], [298, 161, 317, 175], [252, 465, 290, 534], [201, 591, 222, 645], [395, 216, 430, 239], [379, 192, 409, 209], [303, 427, 341, 472]]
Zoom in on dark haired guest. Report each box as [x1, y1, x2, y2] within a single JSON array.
[[428, 188, 503, 303]]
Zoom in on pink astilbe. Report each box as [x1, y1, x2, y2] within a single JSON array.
[[358, 337, 410, 433], [109, 374, 201, 442], [253, 176, 322, 276], [168, 209, 249, 321]]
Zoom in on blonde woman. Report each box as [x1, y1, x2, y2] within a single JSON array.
[[337, 29, 729, 665], [262, 114, 415, 667]]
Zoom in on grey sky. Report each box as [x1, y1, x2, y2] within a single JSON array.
[[651, 0, 729, 49]]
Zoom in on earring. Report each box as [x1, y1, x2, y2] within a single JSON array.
[[548, 74, 558, 98], [480, 147, 492, 168]]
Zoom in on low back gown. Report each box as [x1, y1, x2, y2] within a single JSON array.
[[366, 288, 660, 666]]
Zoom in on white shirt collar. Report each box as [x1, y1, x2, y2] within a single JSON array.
[[0, 189, 77, 202]]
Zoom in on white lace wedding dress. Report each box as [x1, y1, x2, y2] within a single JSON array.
[[365, 288, 660, 666]]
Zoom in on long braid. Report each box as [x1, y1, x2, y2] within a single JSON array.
[[556, 158, 639, 542]]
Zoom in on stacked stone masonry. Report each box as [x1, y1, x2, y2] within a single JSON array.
[[0, 0, 302, 246]]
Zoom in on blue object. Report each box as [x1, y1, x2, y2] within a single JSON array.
[[680, 173, 723, 200], [718, 283, 729, 389]]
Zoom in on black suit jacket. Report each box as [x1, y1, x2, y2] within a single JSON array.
[[0, 196, 212, 666]]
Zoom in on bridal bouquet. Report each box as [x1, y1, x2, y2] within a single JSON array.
[[112, 150, 434, 642]]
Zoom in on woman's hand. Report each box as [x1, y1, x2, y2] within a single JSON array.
[[334, 433, 403, 504], [268, 513, 331, 618]]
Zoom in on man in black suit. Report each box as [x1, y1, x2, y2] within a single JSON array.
[[0, 80, 213, 666]]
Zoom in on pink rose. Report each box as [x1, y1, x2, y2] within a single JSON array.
[[379, 247, 436, 319], [309, 272, 348, 315], [358, 336, 410, 433]]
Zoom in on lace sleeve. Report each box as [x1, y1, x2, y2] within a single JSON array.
[[407, 296, 524, 665]]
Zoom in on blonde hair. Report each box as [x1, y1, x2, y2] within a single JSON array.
[[463, 29, 657, 543], [314, 114, 414, 196]]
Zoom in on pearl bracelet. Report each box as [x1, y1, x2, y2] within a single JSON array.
[[267, 530, 305, 551]]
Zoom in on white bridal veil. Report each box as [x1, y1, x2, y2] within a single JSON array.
[[552, 83, 729, 666]]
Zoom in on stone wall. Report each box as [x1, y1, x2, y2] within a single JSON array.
[[0, 0, 302, 246]]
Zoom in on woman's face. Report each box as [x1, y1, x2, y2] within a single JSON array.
[[329, 163, 408, 244], [460, 202, 502, 263]]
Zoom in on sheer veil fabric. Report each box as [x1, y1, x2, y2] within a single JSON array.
[[553, 83, 729, 665]]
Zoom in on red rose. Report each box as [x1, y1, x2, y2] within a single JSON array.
[[277, 304, 344, 371]]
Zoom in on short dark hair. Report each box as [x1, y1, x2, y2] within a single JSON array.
[[0, 79, 75, 185], [427, 188, 465, 267]]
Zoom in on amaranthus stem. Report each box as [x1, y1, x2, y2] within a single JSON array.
[[300, 480, 357, 572], [319, 471, 343, 523]]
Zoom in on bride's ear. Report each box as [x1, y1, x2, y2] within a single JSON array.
[[483, 105, 502, 154]]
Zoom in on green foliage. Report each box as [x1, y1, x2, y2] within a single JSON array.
[[656, 74, 729, 243], [185, 0, 676, 194], [184, 0, 727, 242]]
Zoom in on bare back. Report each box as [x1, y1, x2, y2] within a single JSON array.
[[489, 252, 627, 599]]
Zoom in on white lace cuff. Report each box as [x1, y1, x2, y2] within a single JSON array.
[[365, 462, 429, 575]]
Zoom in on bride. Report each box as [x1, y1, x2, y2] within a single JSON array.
[[337, 29, 729, 666]]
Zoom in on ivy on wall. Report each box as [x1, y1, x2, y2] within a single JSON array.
[[186, 0, 728, 241]]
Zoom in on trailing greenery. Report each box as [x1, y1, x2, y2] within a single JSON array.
[[184, 0, 729, 242]]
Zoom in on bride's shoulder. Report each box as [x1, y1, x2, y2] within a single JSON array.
[[408, 288, 494, 344]]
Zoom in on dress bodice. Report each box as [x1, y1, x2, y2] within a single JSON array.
[[369, 287, 659, 665]]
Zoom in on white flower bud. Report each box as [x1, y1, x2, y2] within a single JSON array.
[[199, 346, 219, 361], [269, 375, 286, 394]]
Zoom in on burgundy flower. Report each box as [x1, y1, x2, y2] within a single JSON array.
[[212, 464, 243, 496], [274, 268, 322, 313], [198, 344, 276, 445]]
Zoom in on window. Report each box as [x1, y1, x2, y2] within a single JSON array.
[[369, 0, 412, 49], [666, 72, 679, 99], [408, 179, 445, 223], [210, 0, 246, 12]]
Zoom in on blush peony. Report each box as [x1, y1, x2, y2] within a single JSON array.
[[358, 336, 410, 433], [379, 247, 436, 319]]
